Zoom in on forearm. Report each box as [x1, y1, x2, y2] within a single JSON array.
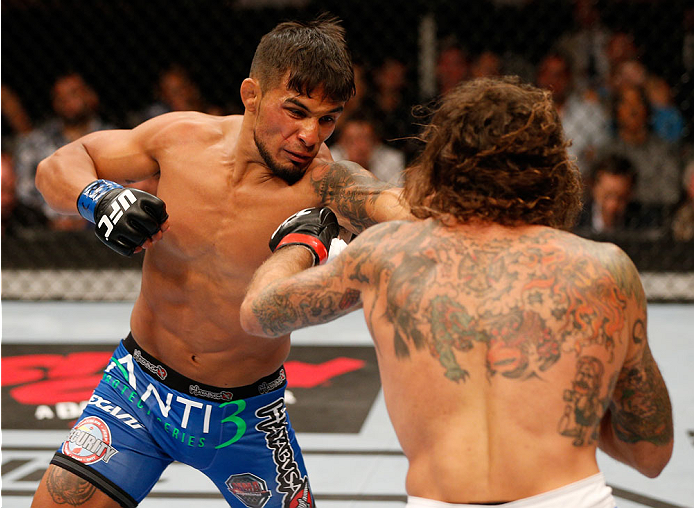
[[335, 183, 412, 234], [35, 141, 100, 214], [598, 405, 673, 478], [241, 245, 361, 338], [36, 126, 162, 215], [241, 246, 316, 338], [314, 160, 412, 234]]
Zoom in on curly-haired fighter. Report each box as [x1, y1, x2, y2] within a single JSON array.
[[241, 77, 674, 507], [32, 16, 409, 508]]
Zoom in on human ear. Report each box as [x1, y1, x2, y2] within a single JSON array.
[[240, 78, 260, 112]]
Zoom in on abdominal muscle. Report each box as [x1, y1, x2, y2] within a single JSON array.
[[128, 251, 291, 388]]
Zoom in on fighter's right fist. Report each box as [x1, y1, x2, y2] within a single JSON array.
[[269, 207, 339, 266], [78, 179, 168, 257]]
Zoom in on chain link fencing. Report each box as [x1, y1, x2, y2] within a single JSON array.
[[2, 0, 693, 301]]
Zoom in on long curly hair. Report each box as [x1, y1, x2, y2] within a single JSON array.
[[403, 76, 582, 229]]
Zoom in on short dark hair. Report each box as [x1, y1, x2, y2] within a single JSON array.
[[590, 154, 637, 186], [403, 76, 582, 230], [250, 14, 355, 103]]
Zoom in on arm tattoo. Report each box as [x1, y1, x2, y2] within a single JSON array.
[[46, 466, 97, 505], [558, 356, 611, 446], [609, 343, 673, 446], [252, 275, 362, 337], [248, 222, 402, 338], [312, 160, 394, 232]]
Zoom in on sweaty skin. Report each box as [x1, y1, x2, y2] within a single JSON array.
[[35, 76, 406, 390], [241, 219, 673, 503]]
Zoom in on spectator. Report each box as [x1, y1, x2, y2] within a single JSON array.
[[576, 154, 653, 234], [371, 56, 417, 159], [611, 58, 648, 91], [554, 0, 611, 92], [600, 84, 682, 217], [606, 32, 639, 76], [329, 113, 405, 185], [469, 50, 502, 79], [536, 52, 610, 177], [334, 61, 375, 140], [435, 39, 469, 96], [672, 159, 694, 241], [607, 59, 685, 144], [645, 74, 686, 144], [128, 64, 223, 126], [1, 151, 47, 236], [1, 84, 33, 142], [596, 32, 640, 101], [13, 72, 113, 229]]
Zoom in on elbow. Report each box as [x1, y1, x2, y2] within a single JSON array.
[[637, 441, 674, 478], [35, 157, 51, 198], [639, 462, 668, 479], [239, 296, 271, 338]]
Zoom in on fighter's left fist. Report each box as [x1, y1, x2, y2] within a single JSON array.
[[78, 179, 168, 257], [269, 207, 339, 265]]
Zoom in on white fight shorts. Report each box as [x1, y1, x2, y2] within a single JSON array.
[[407, 473, 616, 508]]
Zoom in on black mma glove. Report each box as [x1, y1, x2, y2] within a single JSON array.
[[269, 207, 339, 265], [77, 179, 168, 257]]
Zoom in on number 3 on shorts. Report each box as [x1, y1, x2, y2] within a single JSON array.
[[215, 400, 247, 449]]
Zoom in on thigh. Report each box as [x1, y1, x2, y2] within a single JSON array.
[[49, 374, 173, 507], [204, 394, 315, 508], [32, 464, 122, 508]]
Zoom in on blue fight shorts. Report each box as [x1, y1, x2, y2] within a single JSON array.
[[51, 333, 314, 508]]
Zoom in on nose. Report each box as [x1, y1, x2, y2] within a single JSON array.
[[298, 119, 320, 148]]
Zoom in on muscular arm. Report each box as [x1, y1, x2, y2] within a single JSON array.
[[240, 240, 364, 339], [598, 249, 673, 477], [34, 113, 177, 214], [311, 160, 412, 234]]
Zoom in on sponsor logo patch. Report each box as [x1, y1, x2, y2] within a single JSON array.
[[258, 368, 286, 394], [226, 472, 272, 508], [133, 349, 167, 380], [288, 476, 313, 508], [256, 398, 313, 507], [189, 384, 233, 401], [62, 416, 118, 465]]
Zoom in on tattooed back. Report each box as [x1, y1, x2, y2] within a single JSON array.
[[349, 218, 672, 501]]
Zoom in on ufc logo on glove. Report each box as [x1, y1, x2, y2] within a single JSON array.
[[77, 179, 168, 257], [98, 189, 137, 240]]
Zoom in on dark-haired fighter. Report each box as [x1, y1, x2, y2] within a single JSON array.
[[32, 16, 409, 508], [241, 77, 674, 507]]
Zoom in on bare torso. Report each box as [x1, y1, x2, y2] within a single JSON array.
[[131, 114, 323, 386], [358, 219, 635, 502]]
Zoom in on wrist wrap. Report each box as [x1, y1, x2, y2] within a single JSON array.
[[276, 233, 330, 266], [77, 179, 123, 223]]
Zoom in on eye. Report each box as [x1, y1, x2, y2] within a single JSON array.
[[320, 116, 336, 125], [287, 108, 306, 118]]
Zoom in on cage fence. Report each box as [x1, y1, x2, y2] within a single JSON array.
[[2, 0, 693, 301]]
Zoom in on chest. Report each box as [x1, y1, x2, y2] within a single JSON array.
[[153, 158, 321, 275]]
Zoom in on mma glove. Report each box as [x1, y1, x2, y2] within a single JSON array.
[[269, 207, 339, 266], [77, 179, 168, 257]]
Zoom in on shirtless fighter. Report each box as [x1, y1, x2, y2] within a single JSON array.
[[31, 16, 408, 508], [240, 77, 674, 507]]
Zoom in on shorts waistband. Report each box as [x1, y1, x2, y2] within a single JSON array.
[[122, 333, 287, 403], [406, 473, 614, 508]]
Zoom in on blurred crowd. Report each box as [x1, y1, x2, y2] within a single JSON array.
[[3, 0, 693, 244]]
